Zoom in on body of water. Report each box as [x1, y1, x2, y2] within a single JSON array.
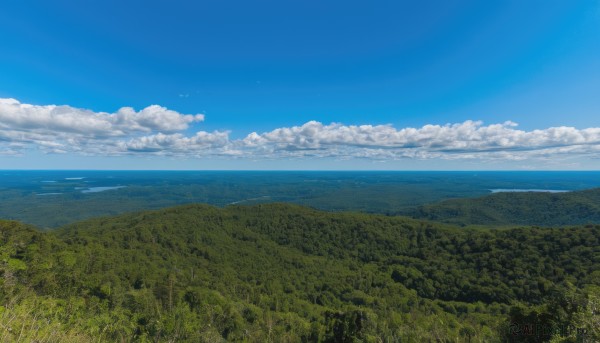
[[490, 189, 571, 193], [81, 186, 126, 193]]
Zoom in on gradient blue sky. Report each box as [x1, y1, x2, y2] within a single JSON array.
[[1, 0, 599, 169]]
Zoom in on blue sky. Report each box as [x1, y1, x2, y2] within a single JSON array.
[[1, 0, 600, 170]]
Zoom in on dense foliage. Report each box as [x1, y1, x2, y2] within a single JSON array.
[[1, 203, 599, 341], [411, 188, 600, 227]]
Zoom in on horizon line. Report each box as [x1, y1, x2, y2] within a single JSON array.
[[1, 169, 600, 172]]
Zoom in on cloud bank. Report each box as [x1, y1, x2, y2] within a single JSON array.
[[1, 98, 600, 162]]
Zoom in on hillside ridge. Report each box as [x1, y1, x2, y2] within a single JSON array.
[[409, 187, 600, 226], [1, 203, 599, 341]]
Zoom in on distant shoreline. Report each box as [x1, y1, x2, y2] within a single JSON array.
[[489, 189, 570, 193]]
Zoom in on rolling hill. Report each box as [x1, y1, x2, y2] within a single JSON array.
[[1, 203, 599, 341], [409, 188, 600, 227]]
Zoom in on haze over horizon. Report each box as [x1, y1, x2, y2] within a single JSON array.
[[1, 1, 600, 170]]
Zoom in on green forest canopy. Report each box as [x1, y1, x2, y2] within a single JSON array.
[[1, 203, 599, 342], [409, 188, 600, 227]]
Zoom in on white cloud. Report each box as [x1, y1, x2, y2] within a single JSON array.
[[0, 98, 204, 137], [112, 105, 204, 133], [118, 131, 230, 155], [1, 98, 600, 164], [0, 98, 210, 155], [240, 120, 600, 160]]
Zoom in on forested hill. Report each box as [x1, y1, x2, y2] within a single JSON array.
[[1, 203, 599, 341], [409, 187, 600, 227]]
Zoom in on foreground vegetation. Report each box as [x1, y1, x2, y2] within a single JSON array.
[[1, 203, 599, 341]]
